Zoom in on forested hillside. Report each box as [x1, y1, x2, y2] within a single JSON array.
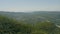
[[0, 14, 60, 34], [0, 11, 60, 25]]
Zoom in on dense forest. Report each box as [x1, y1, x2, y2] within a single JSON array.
[[0, 11, 60, 34]]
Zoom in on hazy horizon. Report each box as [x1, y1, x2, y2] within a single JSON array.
[[0, 0, 60, 12]]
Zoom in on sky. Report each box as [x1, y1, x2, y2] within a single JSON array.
[[0, 0, 60, 12]]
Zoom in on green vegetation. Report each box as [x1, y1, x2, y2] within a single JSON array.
[[0, 15, 60, 34], [0, 11, 60, 25]]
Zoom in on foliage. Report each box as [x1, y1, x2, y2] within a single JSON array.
[[0, 15, 60, 34]]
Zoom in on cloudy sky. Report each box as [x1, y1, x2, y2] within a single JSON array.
[[0, 0, 60, 12]]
